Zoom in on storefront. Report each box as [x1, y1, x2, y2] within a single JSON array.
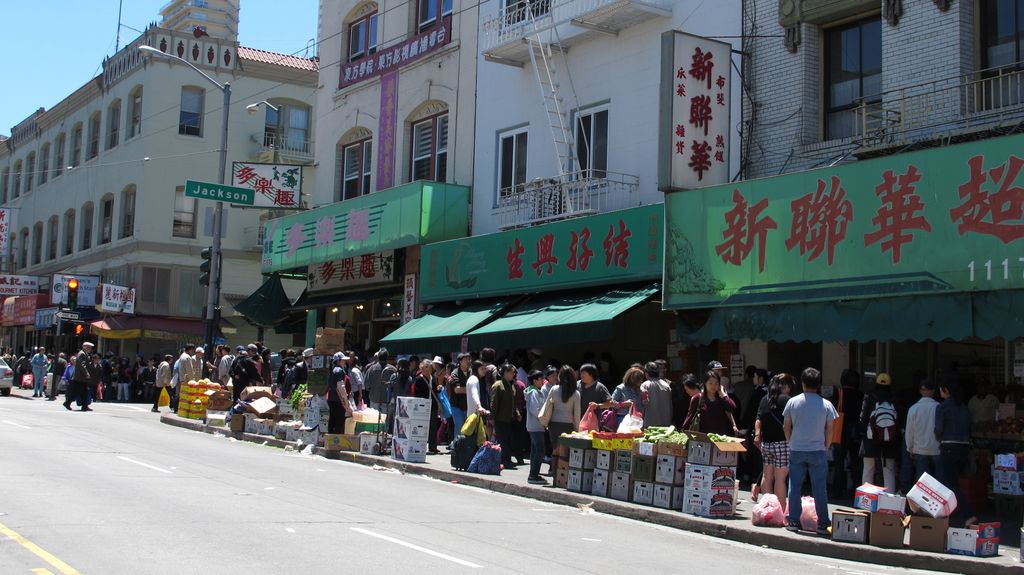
[[384, 203, 667, 379], [253, 181, 469, 356], [663, 132, 1024, 397]]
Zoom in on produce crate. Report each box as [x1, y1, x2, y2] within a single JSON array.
[[593, 437, 635, 450], [559, 436, 594, 450], [632, 455, 655, 483], [656, 441, 688, 458]]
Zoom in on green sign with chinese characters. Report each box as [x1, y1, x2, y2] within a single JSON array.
[[185, 180, 255, 206], [420, 204, 663, 303], [262, 181, 469, 273], [664, 132, 1024, 310]]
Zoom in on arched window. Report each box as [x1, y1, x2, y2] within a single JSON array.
[[31, 222, 43, 265], [71, 123, 83, 167], [128, 86, 143, 139], [12, 160, 22, 199], [63, 209, 75, 256], [107, 99, 122, 149], [120, 185, 136, 239], [336, 127, 373, 201], [19, 228, 28, 269], [87, 112, 101, 159], [100, 194, 115, 245], [25, 152, 35, 193], [46, 216, 59, 261], [81, 202, 94, 251], [407, 101, 449, 183], [53, 133, 66, 179], [264, 100, 312, 153], [0, 168, 8, 203], [39, 143, 50, 186], [346, 2, 379, 62]]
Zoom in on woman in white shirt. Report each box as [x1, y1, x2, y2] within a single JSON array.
[[467, 360, 485, 416]]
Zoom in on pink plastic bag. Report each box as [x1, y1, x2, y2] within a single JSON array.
[[579, 405, 599, 434], [751, 494, 786, 527], [799, 496, 818, 531]]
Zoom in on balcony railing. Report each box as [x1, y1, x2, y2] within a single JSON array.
[[482, 0, 671, 65], [254, 133, 314, 163], [852, 64, 1024, 151], [495, 170, 639, 229]]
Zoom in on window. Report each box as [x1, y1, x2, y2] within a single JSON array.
[[47, 217, 58, 261], [177, 269, 204, 316], [349, 11, 378, 62], [53, 134, 65, 179], [263, 105, 279, 148], [575, 107, 608, 178], [825, 18, 881, 140], [107, 100, 121, 149], [286, 106, 310, 152], [81, 203, 94, 251], [1, 169, 8, 203], [63, 211, 75, 256], [71, 124, 83, 167], [173, 186, 197, 238], [39, 143, 50, 186], [410, 113, 448, 182], [87, 112, 101, 159], [503, 0, 551, 24], [140, 267, 172, 315], [129, 87, 143, 139], [100, 197, 114, 245], [31, 223, 42, 265], [19, 229, 28, 270], [419, 0, 453, 30], [498, 128, 528, 196], [121, 186, 135, 239], [12, 161, 21, 199], [179, 87, 204, 136], [982, 0, 1024, 70], [25, 153, 35, 193], [342, 138, 373, 200]]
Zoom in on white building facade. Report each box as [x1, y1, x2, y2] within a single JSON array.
[[0, 24, 317, 357]]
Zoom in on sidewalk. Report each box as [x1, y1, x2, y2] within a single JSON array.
[[160, 412, 1022, 575]]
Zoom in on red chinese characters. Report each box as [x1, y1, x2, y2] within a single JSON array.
[[567, 228, 594, 271], [603, 220, 632, 268], [531, 233, 559, 276], [784, 175, 853, 265], [690, 47, 714, 90], [689, 95, 712, 137], [274, 189, 296, 206], [339, 257, 356, 281], [318, 261, 337, 284], [360, 254, 377, 278], [864, 166, 931, 264], [235, 166, 258, 185], [688, 141, 712, 181], [949, 154, 1024, 244], [715, 189, 778, 272], [507, 238, 525, 279]]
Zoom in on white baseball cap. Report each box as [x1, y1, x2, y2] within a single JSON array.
[[302, 348, 314, 357], [195, 347, 204, 354]]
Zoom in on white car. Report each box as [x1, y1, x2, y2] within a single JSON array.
[[0, 359, 13, 396]]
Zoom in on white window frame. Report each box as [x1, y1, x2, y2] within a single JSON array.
[[342, 138, 373, 200], [573, 104, 609, 179], [63, 211, 75, 256], [129, 88, 143, 139], [179, 87, 205, 137], [107, 99, 121, 150], [173, 186, 197, 238], [497, 126, 529, 199]]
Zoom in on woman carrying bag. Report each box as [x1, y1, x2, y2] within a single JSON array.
[[683, 371, 738, 436], [538, 365, 581, 477]]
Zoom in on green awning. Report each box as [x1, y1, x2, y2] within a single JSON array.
[[677, 290, 1024, 344], [379, 299, 512, 354], [234, 274, 292, 327], [464, 285, 659, 349], [287, 286, 402, 312]]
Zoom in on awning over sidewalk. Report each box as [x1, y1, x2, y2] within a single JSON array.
[[380, 299, 513, 353], [234, 274, 291, 326], [91, 316, 209, 340], [676, 289, 1024, 344], [286, 286, 402, 312], [464, 285, 659, 349]]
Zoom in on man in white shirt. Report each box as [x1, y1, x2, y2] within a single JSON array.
[[905, 378, 941, 481], [346, 351, 364, 405]]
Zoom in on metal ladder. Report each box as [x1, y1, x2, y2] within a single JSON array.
[[526, 28, 579, 180]]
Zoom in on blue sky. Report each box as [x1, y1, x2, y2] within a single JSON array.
[[0, 0, 318, 135]]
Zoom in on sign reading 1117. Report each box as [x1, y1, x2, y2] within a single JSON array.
[[184, 180, 255, 206]]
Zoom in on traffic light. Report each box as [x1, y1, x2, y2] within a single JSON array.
[[66, 277, 79, 309], [200, 246, 213, 286], [74, 324, 84, 335]]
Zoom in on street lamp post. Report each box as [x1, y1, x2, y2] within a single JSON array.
[[140, 45, 229, 356]]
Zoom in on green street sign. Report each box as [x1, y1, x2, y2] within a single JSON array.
[[185, 180, 255, 206]]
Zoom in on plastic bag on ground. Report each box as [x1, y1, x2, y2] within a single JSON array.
[[467, 441, 502, 475], [751, 494, 786, 527], [617, 405, 644, 433], [158, 387, 170, 408], [799, 496, 818, 531]]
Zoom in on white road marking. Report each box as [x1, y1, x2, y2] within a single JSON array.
[[116, 456, 171, 474], [285, 527, 296, 533], [3, 420, 31, 429], [350, 528, 483, 568], [106, 404, 153, 413], [581, 538, 601, 542]]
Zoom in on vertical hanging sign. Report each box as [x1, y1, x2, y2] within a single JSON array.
[[377, 71, 399, 191], [0, 208, 11, 256], [402, 273, 417, 324]]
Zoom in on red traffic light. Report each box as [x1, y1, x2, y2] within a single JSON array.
[[67, 278, 79, 289], [74, 324, 84, 335]]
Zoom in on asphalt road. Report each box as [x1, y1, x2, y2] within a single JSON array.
[[0, 390, 951, 575]]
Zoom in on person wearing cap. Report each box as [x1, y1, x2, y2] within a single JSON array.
[[859, 373, 900, 493], [66, 342, 96, 412], [291, 348, 313, 395], [229, 344, 264, 403], [326, 352, 353, 434], [905, 378, 941, 482]]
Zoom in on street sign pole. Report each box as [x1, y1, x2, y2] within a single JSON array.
[[206, 83, 231, 362]]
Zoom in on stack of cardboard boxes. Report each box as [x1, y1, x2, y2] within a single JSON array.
[[992, 453, 1023, 495], [653, 442, 687, 510], [567, 447, 597, 492], [392, 397, 429, 463], [838, 483, 907, 546], [682, 432, 745, 518]]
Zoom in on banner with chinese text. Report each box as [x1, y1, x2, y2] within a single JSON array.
[[664, 133, 1024, 310], [0, 275, 39, 296], [659, 31, 732, 191], [100, 284, 136, 314], [231, 163, 302, 209], [420, 204, 663, 303], [0, 208, 11, 256], [307, 250, 398, 293], [340, 17, 451, 89]]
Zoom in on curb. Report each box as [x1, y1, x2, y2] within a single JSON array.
[[160, 414, 1020, 575]]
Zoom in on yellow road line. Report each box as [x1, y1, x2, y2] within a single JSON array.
[[32, 569, 56, 575], [0, 522, 81, 575]]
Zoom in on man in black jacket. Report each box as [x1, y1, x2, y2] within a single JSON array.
[[230, 344, 263, 403], [65, 342, 95, 411], [47, 353, 68, 402]]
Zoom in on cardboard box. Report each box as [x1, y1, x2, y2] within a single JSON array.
[[686, 463, 737, 490], [208, 391, 233, 412], [708, 486, 737, 517], [907, 472, 957, 518], [633, 481, 654, 505], [632, 455, 655, 483], [684, 431, 746, 466], [591, 468, 610, 497], [324, 434, 360, 452], [946, 523, 1000, 557], [205, 411, 228, 427], [610, 472, 632, 501], [854, 483, 886, 512], [595, 449, 613, 470], [275, 397, 294, 417], [656, 441, 687, 458], [392, 438, 427, 463], [632, 441, 656, 457], [559, 436, 593, 450], [655, 455, 685, 485], [653, 484, 684, 509], [244, 413, 258, 434], [240, 386, 274, 401], [396, 397, 432, 421], [683, 490, 710, 516], [877, 493, 907, 517], [995, 453, 1019, 470], [832, 509, 870, 544], [396, 420, 429, 440], [613, 449, 633, 474], [229, 413, 245, 433], [246, 396, 278, 416], [256, 418, 275, 436], [569, 448, 597, 470], [298, 428, 320, 446], [359, 433, 378, 455], [555, 459, 570, 488], [285, 427, 302, 442], [870, 512, 906, 548], [314, 326, 345, 353], [908, 516, 949, 553], [992, 468, 1024, 495], [567, 469, 594, 493]]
